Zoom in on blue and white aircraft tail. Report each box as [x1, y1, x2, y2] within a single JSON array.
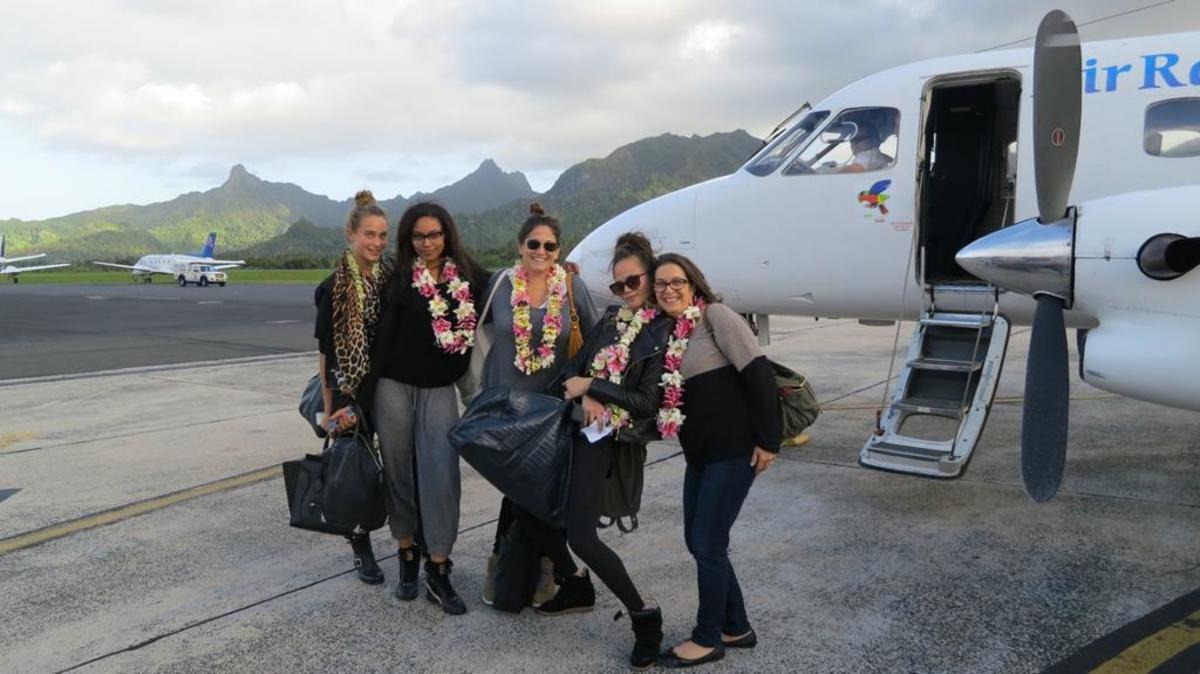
[[196, 232, 217, 259]]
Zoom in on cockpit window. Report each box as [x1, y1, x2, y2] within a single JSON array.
[[783, 107, 900, 175], [743, 110, 831, 176], [1145, 98, 1200, 158]]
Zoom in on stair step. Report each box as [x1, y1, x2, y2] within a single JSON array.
[[892, 396, 967, 418], [865, 440, 951, 461], [920, 313, 993, 329], [907, 357, 983, 373]]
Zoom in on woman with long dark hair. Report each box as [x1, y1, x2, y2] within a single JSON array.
[[371, 201, 488, 615], [521, 232, 671, 668], [649, 253, 781, 668], [313, 190, 390, 585]]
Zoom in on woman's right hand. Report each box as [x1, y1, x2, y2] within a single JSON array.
[[581, 395, 606, 427], [327, 407, 358, 434]]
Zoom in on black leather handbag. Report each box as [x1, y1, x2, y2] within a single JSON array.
[[448, 386, 574, 528], [282, 425, 386, 535]]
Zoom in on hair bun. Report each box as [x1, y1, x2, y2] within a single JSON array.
[[354, 190, 377, 207], [529, 201, 546, 217]]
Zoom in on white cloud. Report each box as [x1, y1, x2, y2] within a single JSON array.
[[0, 0, 1196, 218]]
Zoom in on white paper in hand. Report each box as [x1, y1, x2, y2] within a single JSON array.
[[581, 418, 614, 443]]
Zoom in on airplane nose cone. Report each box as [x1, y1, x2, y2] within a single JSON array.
[[956, 215, 1075, 303]]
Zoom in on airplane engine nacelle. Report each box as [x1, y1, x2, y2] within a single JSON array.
[[1071, 186, 1200, 413], [1080, 319, 1200, 412]]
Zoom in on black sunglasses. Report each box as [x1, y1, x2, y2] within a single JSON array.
[[608, 272, 647, 295], [525, 239, 560, 252]]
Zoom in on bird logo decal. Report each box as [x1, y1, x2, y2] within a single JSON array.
[[858, 179, 891, 215]]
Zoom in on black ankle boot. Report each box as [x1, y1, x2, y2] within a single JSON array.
[[348, 533, 384, 585], [424, 559, 467, 615], [394, 545, 420, 600], [535, 569, 595, 616], [629, 606, 663, 669]]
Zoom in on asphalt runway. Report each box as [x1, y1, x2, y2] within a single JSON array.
[[0, 283, 319, 380]]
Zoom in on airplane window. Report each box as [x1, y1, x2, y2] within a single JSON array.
[[1145, 98, 1200, 158], [783, 107, 900, 175], [743, 110, 830, 176]]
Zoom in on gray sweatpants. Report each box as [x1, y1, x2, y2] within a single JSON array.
[[373, 377, 462, 557]]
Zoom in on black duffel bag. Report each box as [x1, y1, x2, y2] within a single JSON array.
[[282, 426, 387, 535], [448, 386, 574, 528]]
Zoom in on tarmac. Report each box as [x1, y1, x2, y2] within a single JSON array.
[[1, 286, 1198, 673]]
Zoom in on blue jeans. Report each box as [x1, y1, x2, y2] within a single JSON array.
[[682, 457, 756, 648]]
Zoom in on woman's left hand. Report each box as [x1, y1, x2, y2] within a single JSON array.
[[563, 376, 592, 400], [750, 446, 777, 475]]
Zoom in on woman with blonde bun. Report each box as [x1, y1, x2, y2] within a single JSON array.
[[312, 190, 390, 585]]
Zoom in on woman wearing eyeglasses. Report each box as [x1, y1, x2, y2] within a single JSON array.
[[370, 201, 489, 615], [512, 231, 673, 668], [479, 202, 597, 606], [649, 253, 781, 668]]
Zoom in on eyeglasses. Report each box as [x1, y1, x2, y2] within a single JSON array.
[[653, 278, 691, 292], [525, 239, 560, 253], [412, 230, 444, 244], [608, 272, 647, 295]]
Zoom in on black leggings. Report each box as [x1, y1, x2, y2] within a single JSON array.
[[519, 435, 644, 611]]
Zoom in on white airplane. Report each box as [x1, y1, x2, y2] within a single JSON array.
[[0, 234, 70, 283], [569, 12, 1200, 501], [94, 232, 245, 285]]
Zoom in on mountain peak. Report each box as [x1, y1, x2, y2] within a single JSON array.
[[476, 158, 500, 172], [226, 164, 257, 184]]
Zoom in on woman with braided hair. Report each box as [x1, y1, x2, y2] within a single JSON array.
[[313, 190, 390, 585]]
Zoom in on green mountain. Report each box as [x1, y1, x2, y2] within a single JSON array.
[[0, 130, 760, 266], [457, 130, 761, 254]]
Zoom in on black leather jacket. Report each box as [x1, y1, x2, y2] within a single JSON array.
[[563, 305, 672, 445]]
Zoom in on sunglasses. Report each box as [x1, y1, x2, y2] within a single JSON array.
[[411, 230, 444, 244], [608, 272, 647, 295], [525, 239, 560, 253], [653, 278, 691, 292]]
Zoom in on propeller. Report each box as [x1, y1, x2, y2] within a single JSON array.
[[1020, 10, 1082, 502]]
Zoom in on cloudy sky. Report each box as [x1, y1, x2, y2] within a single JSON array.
[[0, 0, 1195, 220]]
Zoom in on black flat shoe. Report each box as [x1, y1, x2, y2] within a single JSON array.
[[658, 645, 725, 668], [722, 629, 757, 649]]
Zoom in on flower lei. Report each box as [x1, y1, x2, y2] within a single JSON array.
[[657, 301, 705, 440], [511, 263, 568, 375], [412, 257, 477, 355], [589, 305, 658, 428]]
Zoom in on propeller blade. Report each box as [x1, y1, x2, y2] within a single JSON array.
[[1033, 10, 1082, 224], [1021, 294, 1070, 502]]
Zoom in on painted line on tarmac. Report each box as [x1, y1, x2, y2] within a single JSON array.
[[53, 449, 689, 672], [1043, 588, 1200, 673], [0, 466, 281, 556], [0, 350, 317, 388]]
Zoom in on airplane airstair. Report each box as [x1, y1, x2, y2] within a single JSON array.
[[860, 285, 1010, 478]]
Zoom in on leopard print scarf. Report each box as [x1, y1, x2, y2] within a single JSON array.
[[331, 251, 383, 397]]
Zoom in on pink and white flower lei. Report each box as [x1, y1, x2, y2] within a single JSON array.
[[656, 301, 705, 440], [589, 305, 658, 428], [412, 257, 477, 355], [511, 263, 567, 375]]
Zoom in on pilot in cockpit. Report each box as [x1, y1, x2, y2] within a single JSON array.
[[838, 122, 893, 173]]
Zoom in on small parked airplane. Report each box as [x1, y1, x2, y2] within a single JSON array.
[[569, 12, 1200, 501], [94, 232, 245, 286], [0, 234, 70, 283]]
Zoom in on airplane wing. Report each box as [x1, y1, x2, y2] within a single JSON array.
[[93, 261, 160, 273], [1, 263, 70, 274], [3, 253, 46, 264], [205, 259, 245, 266], [211, 264, 241, 271]]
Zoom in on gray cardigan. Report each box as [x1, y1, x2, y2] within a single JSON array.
[[481, 269, 598, 394]]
